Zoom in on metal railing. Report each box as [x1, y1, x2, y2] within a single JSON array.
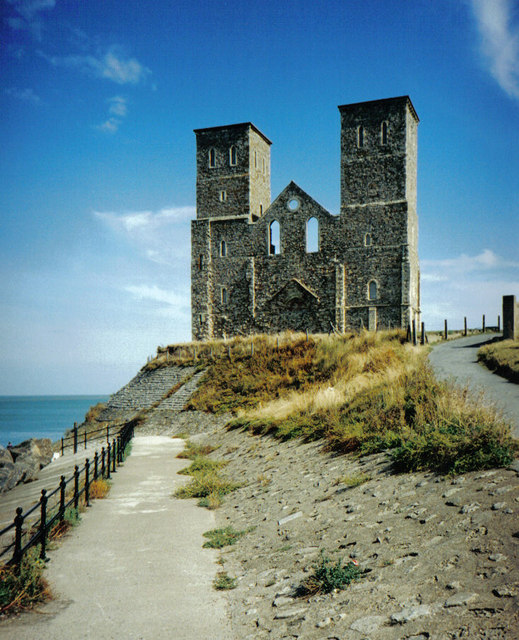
[[0, 421, 134, 566], [59, 423, 122, 456]]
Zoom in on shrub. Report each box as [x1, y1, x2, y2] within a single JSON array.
[[213, 572, 237, 590], [197, 493, 223, 509], [300, 551, 363, 595], [478, 339, 519, 384], [202, 526, 253, 549], [0, 548, 50, 615], [89, 478, 111, 499]]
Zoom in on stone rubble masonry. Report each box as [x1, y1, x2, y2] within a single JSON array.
[[192, 96, 421, 340], [503, 295, 519, 340]]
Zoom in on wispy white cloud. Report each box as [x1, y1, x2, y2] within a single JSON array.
[[6, 0, 55, 40], [470, 0, 519, 99], [41, 47, 151, 85], [4, 87, 41, 104], [124, 284, 188, 311], [96, 96, 128, 134], [422, 249, 519, 272], [94, 206, 195, 265]]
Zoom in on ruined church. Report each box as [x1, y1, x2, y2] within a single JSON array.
[[191, 96, 420, 340]]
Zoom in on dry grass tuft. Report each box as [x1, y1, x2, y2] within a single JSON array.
[[478, 339, 519, 383], [89, 478, 111, 499]]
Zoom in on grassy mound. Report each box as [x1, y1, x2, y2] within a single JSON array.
[[166, 331, 516, 475], [478, 339, 519, 384]]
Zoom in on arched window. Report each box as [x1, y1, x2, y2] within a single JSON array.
[[221, 287, 228, 305], [357, 125, 364, 148], [220, 240, 227, 257], [381, 121, 388, 145], [306, 217, 319, 253], [364, 233, 372, 247], [269, 220, 280, 255], [208, 148, 216, 168], [229, 146, 237, 166], [368, 280, 378, 300]]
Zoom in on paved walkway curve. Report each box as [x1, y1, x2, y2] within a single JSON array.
[[0, 436, 233, 640], [428, 333, 519, 438]]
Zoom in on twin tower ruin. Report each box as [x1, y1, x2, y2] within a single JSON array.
[[191, 96, 420, 340]]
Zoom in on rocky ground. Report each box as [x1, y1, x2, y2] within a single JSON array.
[[137, 410, 519, 640]]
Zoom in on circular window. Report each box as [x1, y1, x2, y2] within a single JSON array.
[[287, 198, 300, 212]]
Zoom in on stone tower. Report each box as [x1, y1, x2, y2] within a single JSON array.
[[191, 97, 420, 341], [191, 123, 272, 339], [338, 96, 420, 330]]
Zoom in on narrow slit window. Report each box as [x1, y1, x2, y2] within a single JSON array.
[[254, 150, 257, 169], [368, 280, 378, 300], [306, 217, 319, 253], [220, 240, 227, 257], [229, 146, 237, 166], [198, 255, 204, 269], [357, 125, 364, 148], [381, 121, 388, 145], [262, 158, 266, 174], [209, 148, 216, 168], [364, 233, 372, 247], [259, 203, 263, 216], [219, 190, 227, 202], [221, 287, 228, 305], [269, 220, 280, 255]]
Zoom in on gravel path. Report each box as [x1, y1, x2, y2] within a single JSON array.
[[428, 334, 519, 437], [0, 436, 232, 640]]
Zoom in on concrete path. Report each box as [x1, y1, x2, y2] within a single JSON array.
[[428, 333, 519, 438], [0, 436, 233, 640]]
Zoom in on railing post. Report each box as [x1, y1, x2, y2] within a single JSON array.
[[107, 426, 110, 444], [94, 451, 99, 480], [85, 458, 90, 507], [412, 319, 417, 346], [464, 316, 467, 336], [39, 489, 48, 560], [420, 322, 425, 346], [106, 443, 111, 479], [73, 422, 78, 454], [112, 439, 117, 473], [59, 475, 66, 522], [84, 430, 87, 450], [13, 507, 24, 565], [61, 437, 64, 457], [444, 319, 448, 340], [101, 447, 105, 477], [74, 465, 80, 511], [482, 314, 486, 332]]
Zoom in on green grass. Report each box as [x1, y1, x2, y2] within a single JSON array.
[[176, 440, 217, 459], [339, 473, 371, 488], [300, 551, 364, 595], [202, 526, 254, 549], [478, 339, 519, 384], [177, 455, 225, 476]]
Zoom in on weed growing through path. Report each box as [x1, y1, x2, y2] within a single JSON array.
[[202, 526, 254, 549]]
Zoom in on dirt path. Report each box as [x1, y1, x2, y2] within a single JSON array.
[[428, 334, 519, 438], [0, 436, 232, 640]]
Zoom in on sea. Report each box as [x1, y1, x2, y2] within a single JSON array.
[[0, 396, 110, 448]]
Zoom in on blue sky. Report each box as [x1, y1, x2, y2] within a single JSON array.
[[1, 0, 518, 395]]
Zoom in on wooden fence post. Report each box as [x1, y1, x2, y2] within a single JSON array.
[[420, 322, 425, 346], [444, 319, 448, 340], [464, 317, 467, 336], [482, 314, 486, 332]]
